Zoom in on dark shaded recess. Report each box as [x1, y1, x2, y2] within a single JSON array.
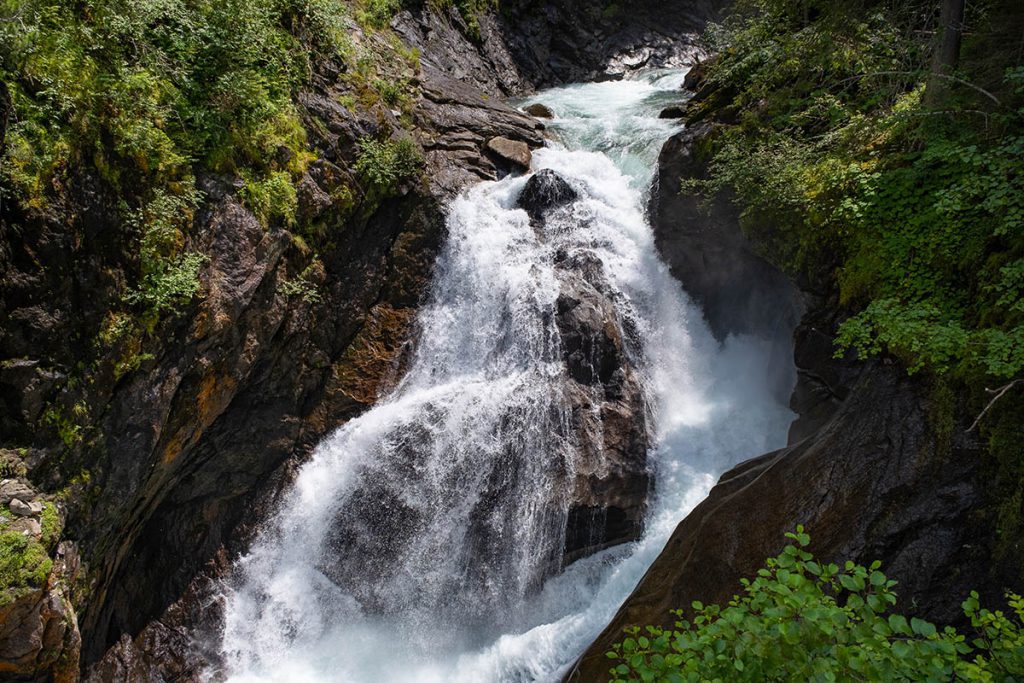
[[564, 505, 636, 563], [495, 0, 728, 88]]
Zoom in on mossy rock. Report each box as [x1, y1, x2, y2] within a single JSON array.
[[0, 532, 53, 606], [0, 449, 28, 479]]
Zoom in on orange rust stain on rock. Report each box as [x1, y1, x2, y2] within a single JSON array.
[[162, 372, 237, 465], [331, 304, 416, 407]]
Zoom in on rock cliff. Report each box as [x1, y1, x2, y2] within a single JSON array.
[[0, 2, 721, 679], [565, 63, 1022, 683]]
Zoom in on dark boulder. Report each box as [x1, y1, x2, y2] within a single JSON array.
[[517, 169, 578, 223], [524, 102, 555, 118], [682, 55, 717, 92], [549, 246, 650, 563], [658, 105, 687, 118]]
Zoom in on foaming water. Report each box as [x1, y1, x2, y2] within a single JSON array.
[[216, 70, 795, 683]]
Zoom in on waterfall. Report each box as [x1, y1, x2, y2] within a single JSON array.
[[216, 70, 794, 683]]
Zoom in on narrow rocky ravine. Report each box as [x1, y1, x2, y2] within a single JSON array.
[[2, 2, 723, 679], [3, 2, 1020, 681]]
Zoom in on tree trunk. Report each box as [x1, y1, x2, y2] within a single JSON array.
[[925, 0, 966, 105], [0, 80, 9, 158]]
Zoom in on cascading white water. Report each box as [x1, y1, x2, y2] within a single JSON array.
[[217, 69, 795, 683]]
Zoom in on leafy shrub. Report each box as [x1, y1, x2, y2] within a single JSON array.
[[116, 184, 209, 324], [354, 136, 422, 191], [38, 502, 62, 550], [357, 0, 401, 29], [373, 77, 410, 108], [608, 528, 1024, 682], [279, 262, 324, 304], [0, 0, 347, 205], [241, 170, 300, 227], [687, 0, 1024, 384], [125, 251, 208, 324]]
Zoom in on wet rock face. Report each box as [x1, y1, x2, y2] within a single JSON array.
[[524, 173, 649, 563], [517, 169, 579, 224], [567, 363, 1003, 682], [83, 569, 222, 683], [650, 123, 803, 344], [524, 102, 554, 118], [649, 122, 802, 413], [495, 0, 724, 87]]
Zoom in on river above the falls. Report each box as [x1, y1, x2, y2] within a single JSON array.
[[215, 69, 795, 683]]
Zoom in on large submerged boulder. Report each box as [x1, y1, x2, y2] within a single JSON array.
[[523, 102, 555, 118], [540, 186, 650, 562], [554, 261, 650, 561], [517, 169, 578, 223]]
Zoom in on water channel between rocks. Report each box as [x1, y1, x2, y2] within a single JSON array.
[[215, 69, 795, 683]]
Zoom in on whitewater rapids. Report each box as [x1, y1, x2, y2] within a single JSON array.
[[216, 69, 794, 683]]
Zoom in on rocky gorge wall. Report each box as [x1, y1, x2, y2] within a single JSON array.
[[566, 67, 1023, 682], [0, 6, 544, 680], [8, 2, 1013, 681], [0, 2, 722, 680]]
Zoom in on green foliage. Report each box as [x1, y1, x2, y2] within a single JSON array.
[[241, 170, 300, 227], [42, 405, 83, 448], [120, 183, 209, 323], [0, 0, 363, 348], [608, 528, 1024, 682], [38, 502, 62, 551], [0, 531, 53, 604], [0, 0, 347, 205], [279, 263, 324, 304], [372, 77, 414, 109], [689, 0, 1024, 383], [125, 251, 208, 324], [357, 0, 401, 29], [354, 136, 422, 191]]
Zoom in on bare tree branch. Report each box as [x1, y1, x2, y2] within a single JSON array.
[[841, 70, 1002, 106], [967, 379, 1024, 433]]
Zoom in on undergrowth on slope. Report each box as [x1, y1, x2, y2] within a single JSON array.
[[608, 529, 1024, 682], [686, 0, 1024, 385]]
